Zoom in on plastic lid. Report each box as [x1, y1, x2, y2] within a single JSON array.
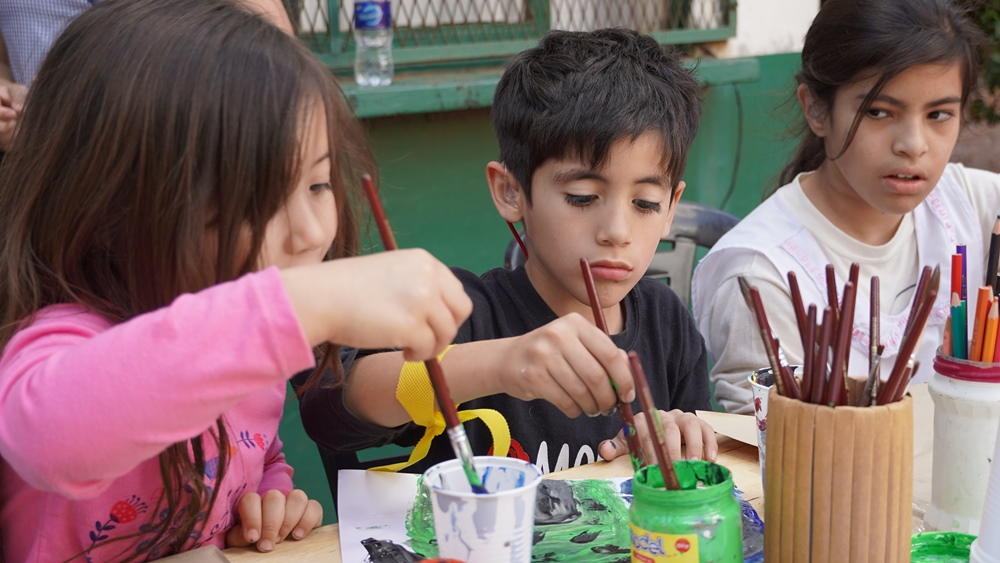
[[354, 1, 392, 30]]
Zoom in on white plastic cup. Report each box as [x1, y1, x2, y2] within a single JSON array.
[[749, 367, 775, 491], [423, 456, 542, 563], [924, 351, 1000, 535], [971, 414, 1000, 562]]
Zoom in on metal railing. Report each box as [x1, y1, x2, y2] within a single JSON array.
[[289, 0, 735, 72]]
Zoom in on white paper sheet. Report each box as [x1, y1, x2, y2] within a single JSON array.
[[337, 470, 422, 563]]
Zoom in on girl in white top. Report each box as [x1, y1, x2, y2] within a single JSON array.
[[692, 0, 1000, 414]]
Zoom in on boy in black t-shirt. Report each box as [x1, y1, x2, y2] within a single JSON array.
[[298, 28, 716, 480]]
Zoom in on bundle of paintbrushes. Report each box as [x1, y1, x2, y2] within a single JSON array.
[[739, 262, 939, 407], [755, 263, 928, 562], [360, 173, 486, 494]]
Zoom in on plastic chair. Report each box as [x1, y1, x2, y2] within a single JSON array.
[[503, 201, 740, 306]]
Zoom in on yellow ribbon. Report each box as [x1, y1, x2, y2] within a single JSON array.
[[370, 345, 511, 472]]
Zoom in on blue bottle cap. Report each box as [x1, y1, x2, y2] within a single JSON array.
[[354, 1, 391, 30]]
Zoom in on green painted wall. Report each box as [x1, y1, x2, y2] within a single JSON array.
[[278, 51, 803, 521]]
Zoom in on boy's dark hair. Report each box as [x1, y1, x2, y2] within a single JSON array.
[[492, 27, 702, 202], [780, 0, 987, 186]]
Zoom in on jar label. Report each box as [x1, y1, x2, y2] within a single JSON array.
[[630, 523, 698, 562]]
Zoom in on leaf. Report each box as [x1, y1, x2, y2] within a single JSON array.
[[104, 524, 116, 531], [96, 534, 109, 541], [89, 530, 99, 542]]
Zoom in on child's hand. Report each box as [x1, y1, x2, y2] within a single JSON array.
[[225, 489, 322, 552], [282, 249, 472, 361], [0, 80, 27, 150], [598, 409, 718, 464], [499, 313, 636, 418]]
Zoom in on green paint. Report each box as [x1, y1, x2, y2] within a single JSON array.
[[405, 478, 631, 562], [631, 461, 742, 562], [910, 531, 976, 562]]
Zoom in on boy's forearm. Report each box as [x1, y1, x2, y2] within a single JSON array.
[[344, 339, 515, 427]]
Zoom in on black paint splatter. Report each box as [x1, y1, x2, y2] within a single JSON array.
[[361, 537, 423, 563], [591, 544, 630, 554], [570, 531, 600, 544]]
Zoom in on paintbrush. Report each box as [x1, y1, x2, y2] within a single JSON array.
[[859, 345, 884, 408], [827, 281, 856, 406], [580, 258, 645, 467], [788, 271, 809, 350], [628, 351, 681, 490], [801, 304, 817, 401], [878, 265, 940, 405], [739, 277, 801, 399], [360, 173, 487, 494], [812, 307, 834, 405], [870, 275, 880, 393], [826, 264, 840, 327]]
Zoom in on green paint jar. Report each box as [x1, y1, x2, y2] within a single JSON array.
[[630, 460, 742, 563]]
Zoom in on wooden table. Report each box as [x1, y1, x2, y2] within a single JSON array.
[[223, 384, 935, 562]]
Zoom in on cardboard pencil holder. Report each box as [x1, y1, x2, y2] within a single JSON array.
[[763, 385, 913, 563]]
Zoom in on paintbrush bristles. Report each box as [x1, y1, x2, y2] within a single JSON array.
[[628, 351, 681, 490]]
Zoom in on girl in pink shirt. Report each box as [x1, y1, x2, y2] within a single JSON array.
[[0, 0, 472, 561]]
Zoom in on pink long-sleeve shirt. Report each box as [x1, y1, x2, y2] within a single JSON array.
[[0, 267, 316, 562]]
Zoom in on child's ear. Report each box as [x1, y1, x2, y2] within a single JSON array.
[[797, 84, 828, 137], [486, 161, 524, 223], [661, 181, 686, 238]]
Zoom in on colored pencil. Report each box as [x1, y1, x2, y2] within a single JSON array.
[[971, 286, 993, 361], [943, 314, 953, 357], [987, 216, 1000, 292], [628, 351, 681, 490], [959, 245, 968, 302], [982, 299, 999, 363], [360, 173, 486, 494], [579, 258, 644, 466], [951, 292, 968, 360], [951, 254, 962, 307]]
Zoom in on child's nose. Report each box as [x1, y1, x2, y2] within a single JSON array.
[[287, 204, 332, 255], [597, 204, 631, 246], [892, 119, 929, 159]]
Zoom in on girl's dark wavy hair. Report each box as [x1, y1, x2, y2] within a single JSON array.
[[778, 0, 988, 189], [0, 0, 373, 559]]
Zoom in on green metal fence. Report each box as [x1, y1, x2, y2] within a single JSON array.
[[289, 0, 736, 72]]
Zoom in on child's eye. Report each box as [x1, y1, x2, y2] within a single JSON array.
[[566, 194, 596, 207], [928, 110, 954, 122], [866, 108, 889, 119], [310, 182, 333, 192], [634, 200, 662, 214]]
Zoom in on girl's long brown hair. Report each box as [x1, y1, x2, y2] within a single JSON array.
[[777, 0, 987, 192], [0, 0, 373, 559]]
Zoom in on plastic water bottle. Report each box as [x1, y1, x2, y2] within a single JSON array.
[[353, 1, 393, 87]]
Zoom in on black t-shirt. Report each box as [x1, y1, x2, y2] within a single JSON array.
[[297, 266, 710, 476]]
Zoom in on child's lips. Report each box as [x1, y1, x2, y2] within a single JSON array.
[[590, 265, 631, 281], [883, 174, 925, 195]]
